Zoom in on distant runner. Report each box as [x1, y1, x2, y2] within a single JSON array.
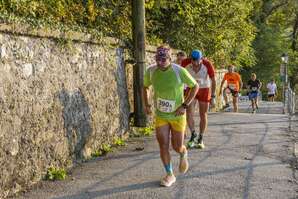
[[247, 73, 262, 113], [267, 79, 277, 102], [219, 65, 243, 112], [176, 51, 187, 66], [185, 50, 216, 149], [143, 45, 199, 187]]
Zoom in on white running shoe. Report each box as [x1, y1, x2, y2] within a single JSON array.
[[179, 150, 189, 174], [160, 174, 176, 187]]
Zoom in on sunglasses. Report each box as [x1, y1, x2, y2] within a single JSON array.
[[157, 48, 170, 55]]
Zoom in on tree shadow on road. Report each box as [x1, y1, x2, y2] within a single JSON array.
[[209, 119, 292, 127], [176, 122, 272, 199], [52, 161, 282, 199], [53, 180, 160, 199], [242, 123, 269, 199], [175, 125, 233, 198], [52, 150, 160, 199]]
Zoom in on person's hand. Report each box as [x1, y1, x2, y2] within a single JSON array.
[[210, 97, 216, 108], [175, 105, 186, 116], [144, 105, 152, 115]]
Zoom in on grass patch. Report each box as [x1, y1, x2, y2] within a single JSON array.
[[130, 125, 154, 137], [45, 167, 67, 181], [113, 137, 126, 146], [101, 143, 113, 154], [91, 143, 114, 158], [91, 150, 103, 158]]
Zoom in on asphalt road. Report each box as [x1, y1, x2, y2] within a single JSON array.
[[16, 102, 298, 199]]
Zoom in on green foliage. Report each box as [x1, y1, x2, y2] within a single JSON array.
[[45, 167, 67, 181], [241, 0, 298, 94], [242, 25, 285, 86], [139, 126, 154, 136], [0, 0, 85, 25], [288, 50, 298, 86], [130, 126, 154, 137], [91, 143, 113, 158], [0, 0, 131, 39], [113, 137, 126, 146], [91, 150, 103, 158], [101, 143, 113, 154], [145, 0, 257, 67]]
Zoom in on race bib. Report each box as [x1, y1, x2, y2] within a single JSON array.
[[252, 87, 257, 91], [157, 98, 175, 113], [228, 84, 236, 90]]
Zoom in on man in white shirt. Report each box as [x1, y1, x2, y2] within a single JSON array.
[[184, 50, 216, 149], [267, 79, 277, 102]]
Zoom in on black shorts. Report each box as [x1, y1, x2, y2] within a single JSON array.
[[268, 94, 275, 98], [225, 88, 239, 97]]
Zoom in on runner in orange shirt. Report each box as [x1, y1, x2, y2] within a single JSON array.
[[219, 65, 243, 112]]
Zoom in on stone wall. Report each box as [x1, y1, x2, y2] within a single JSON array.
[[0, 24, 131, 198]]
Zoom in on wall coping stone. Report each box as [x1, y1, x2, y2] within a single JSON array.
[[0, 22, 186, 56], [0, 22, 120, 47]]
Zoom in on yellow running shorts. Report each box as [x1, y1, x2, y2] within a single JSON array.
[[155, 116, 186, 133]]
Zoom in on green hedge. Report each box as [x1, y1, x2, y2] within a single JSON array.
[[0, 0, 131, 39]]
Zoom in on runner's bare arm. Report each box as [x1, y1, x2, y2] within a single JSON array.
[[175, 84, 199, 116], [267, 84, 270, 92], [142, 87, 152, 114], [184, 83, 199, 105], [275, 86, 278, 95], [205, 59, 216, 96], [211, 76, 216, 96], [219, 79, 226, 96], [239, 77, 243, 90]]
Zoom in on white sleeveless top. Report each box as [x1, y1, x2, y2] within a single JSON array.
[[185, 64, 211, 88]]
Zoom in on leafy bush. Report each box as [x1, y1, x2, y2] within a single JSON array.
[[45, 167, 67, 181], [0, 0, 131, 39], [91, 143, 113, 158], [91, 150, 102, 158], [130, 126, 154, 137], [113, 137, 126, 146], [101, 143, 113, 154]]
